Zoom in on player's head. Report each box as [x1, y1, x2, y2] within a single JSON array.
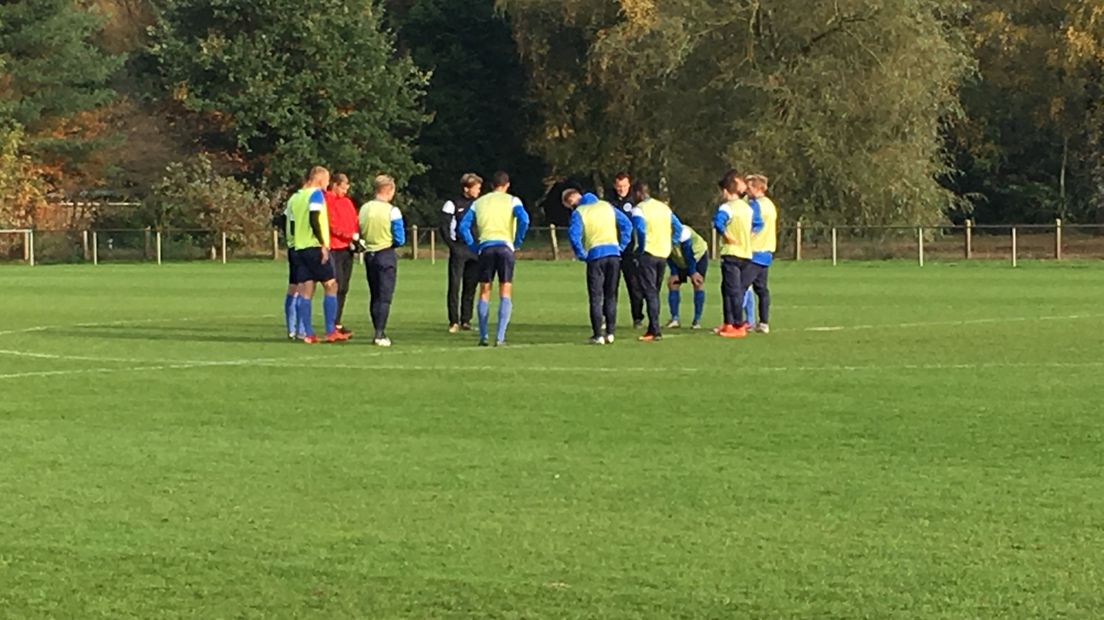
[[746, 174, 769, 198], [331, 173, 350, 197], [718, 170, 746, 200], [631, 180, 650, 204], [613, 172, 631, 198], [374, 174, 396, 202], [561, 188, 582, 210], [460, 173, 483, 199], [308, 166, 330, 189], [491, 170, 510, 191]]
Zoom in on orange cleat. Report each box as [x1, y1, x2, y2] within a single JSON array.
[[325, 331, 351, 343], [303, 335, 320, 344], [720, 325, 748, 339], [714, 324, 733, 335], [637, 333, 663, 342]]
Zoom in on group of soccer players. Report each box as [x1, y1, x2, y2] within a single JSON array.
[[557, 169, 777, 343], [279, 165, 777, 346]]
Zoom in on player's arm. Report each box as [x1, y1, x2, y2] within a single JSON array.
[[631, 207, 647, 255], [390, 207, 406, 247], [568, 210, 585, 260], [670, 213, 684, 250], [512, 198, 530, 249], [439, 201, 457, 247], [681, 237, 698, 275], [614, 208, 633, 252], [713, 204, 737, 245], [458, 205, 477, 253]]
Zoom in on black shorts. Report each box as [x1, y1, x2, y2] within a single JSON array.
[[295, 247, 336, 283], [672, 255, 709, 284], [478, 245, 516, 283], [287, 248, 300, 284]]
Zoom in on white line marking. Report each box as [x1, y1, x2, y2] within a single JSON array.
[[802, 313, 1104, 333]]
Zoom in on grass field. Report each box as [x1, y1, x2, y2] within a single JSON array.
[[2, 259, 1103, 618]]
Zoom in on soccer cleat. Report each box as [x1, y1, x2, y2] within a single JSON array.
[[478, 339, 490, 347], [604, 334, 616, 345], [638, 333, 661, 342], [713, 324, 730, 335], [756, 323, 770, 334], [288, 332, 297, 341], [303, 335, 320, 344], [448, 324, 460, 334], [588, 337, 606, 346], [460, 323, 473, 331], [374, 337, 392, 347], [325, 331, 351, 343], [720, 325, 748, 339], [665, 319, 681, 329], [691, 321, 702, 330], [337, 325, 353, 336], [495, 341, 507, 347]]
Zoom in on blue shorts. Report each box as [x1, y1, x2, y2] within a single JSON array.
[[295, 247, 336, 283], [478, 245, 516, 283], [287, 248, 301, 284], [670, 255, 709, 284]]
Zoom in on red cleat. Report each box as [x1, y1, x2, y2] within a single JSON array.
[[303, 335, 320, 344], [325, 331, 351, 343]]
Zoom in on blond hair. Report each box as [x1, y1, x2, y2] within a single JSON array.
[[746, 174, 769, 191], [373, 174, 396, 191], [460, 173, 483, 189], [561, 188, 581, 208]]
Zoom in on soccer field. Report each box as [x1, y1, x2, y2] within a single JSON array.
[[2, 260, 1103, 618]]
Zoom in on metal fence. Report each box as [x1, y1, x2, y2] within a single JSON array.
[[3, 221, 1104, 266]]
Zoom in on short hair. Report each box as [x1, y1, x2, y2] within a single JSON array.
[[491, 171, 510, 188], [614, 172, 631, 183], [746, 174, 769, 190], [332, 173, 350, 186], [309, 166, 330, 181], [561, 188, 581, 207], [718, 170, 744, 193], [631, 180, 650, 199], [373, 174, 396, 191], [460, 173, 483, 189]]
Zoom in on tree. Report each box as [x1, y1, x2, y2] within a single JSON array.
[[0, 0, 124, 191], [147, 0, 430, 191], [497, 0, 973, 226]]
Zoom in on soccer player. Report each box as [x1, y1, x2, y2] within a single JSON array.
[[712, 171, 754, 339], [290, 166, 349, 344], [440, 173, 483, 334], [746, 174, 778, 334], [358, 175, 406, 347], [458, 170, 530, 347], [630, 182, 684, 342], [666, 225, 709, 330], [274, 197, 303, 339], [564, 189, 633, 344], [608, 172, 645, 328], [325, 173, 358, 336]]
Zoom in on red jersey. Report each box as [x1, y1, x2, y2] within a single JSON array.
[[325, 190, 358, 250]]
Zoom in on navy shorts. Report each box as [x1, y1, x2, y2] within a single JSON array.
[[478, 245, 516, 283], [287, 248, 301, 284], [295, 247, 336, 283], [673, 255, 709, 284]]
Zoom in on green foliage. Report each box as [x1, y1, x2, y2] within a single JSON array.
[[147, 0, 430, 191], [498, 0, 973, 226], [0, 0, 123, 158], [0, 126, 45, 227], [387, 0, 547, 220], [144, 154, 273, 241]]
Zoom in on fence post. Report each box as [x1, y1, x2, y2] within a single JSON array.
[[221, 232, 227, 264], [918, 226, 924, 267], [795, 221, 803, 261], [965, 219, 973, 259], [412, 225, 419, 260], [1055, 219, 1062, 261], [28, 230, 35, 266], [430, 229, 436, 265], [831, 227, 838, 266], [92, 231, 99, 265], [272, 230, 279, 261], [145, 227, 152, 259], [1011, 227, 1018, 268], [82, 230, 89, 261], [156, 230, 163, 265], [550, 224, 559, 260], [711, 227, 719, 260], [22, 231, 30, 262]]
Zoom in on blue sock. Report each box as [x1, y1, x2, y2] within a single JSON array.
[[693, 290, 705, 323], [477, 299, 490, 341], [496, 297, 513, 343], [323, 295, 337, 335], [743, 290, 756, 326], [298, 297, 314, 337], [284, 294, 298, 334], [668, 290, 680, 321]]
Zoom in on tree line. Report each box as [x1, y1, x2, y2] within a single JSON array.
[[1, 0, 1102, 231]]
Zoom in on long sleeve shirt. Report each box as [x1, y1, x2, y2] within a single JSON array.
[[325, 191, 358, 251]]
